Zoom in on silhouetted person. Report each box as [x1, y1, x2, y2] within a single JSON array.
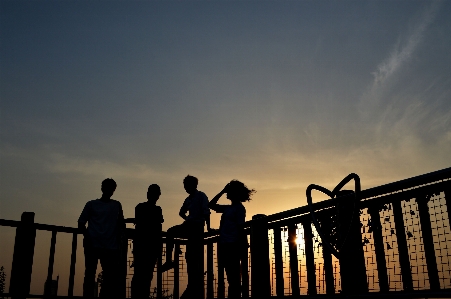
[[209, 180, 255, 299], [161, 175, 210, 298], [78, 178, 125, 298], [131, 184, 164, 299]]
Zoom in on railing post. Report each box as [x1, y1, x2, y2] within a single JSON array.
[[250, 214, 270, 298], [368, 205, 389, 292], [273, 227, 285, 297], [121, 232, 130, 299], [217, 242, 225, 299], [318, 213, 335, 295], [206, 242, 214, 299], [44, 230, 57, 297], [336, 193, 368, 295], [9, 212, 36, 299], [301, 222, 317, 296], [68, 232, 78, 297], [288, 224, 300, 296], [157, 248, 162, 299], [392, 199, 413, 291], [173, 243, 180, 299], [416, 193, 440, 290], [241, 233, 249, 299]]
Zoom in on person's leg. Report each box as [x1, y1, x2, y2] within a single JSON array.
[[144, 249, 160, 298], [131, 251, 143, 299], [83, 242, 98, 298], [99, 249, 120, 298], [132, 250, 154, 299], [162, 223, 189, 271], [223, 243, 241, 298], [186, 222, 204, 298]]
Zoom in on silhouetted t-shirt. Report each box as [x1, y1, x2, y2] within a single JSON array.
[[218, 203, 246, 243], [134, 202, 164, 251], [78, 199, 123, 249], [180, 190, 209, 224]]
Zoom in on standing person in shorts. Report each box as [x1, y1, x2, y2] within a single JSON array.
[[209, 180, 255, 298], [78, 178, 125, 298], [131, 184, 164, 298]]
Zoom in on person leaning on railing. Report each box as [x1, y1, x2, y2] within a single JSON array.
[[209, 180, 255, 299], [78, 178, 125, 298]]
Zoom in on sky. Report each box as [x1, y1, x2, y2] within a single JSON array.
[[1, 0, 451, 232]]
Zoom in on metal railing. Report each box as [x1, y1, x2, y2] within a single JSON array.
[[1, 167, 451, 298]]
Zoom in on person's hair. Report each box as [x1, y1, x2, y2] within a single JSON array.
[[183, 175, 198, 187], [101, 178, 117, 191], [228, 180, 255, 202], [148, 184, 161, 194]]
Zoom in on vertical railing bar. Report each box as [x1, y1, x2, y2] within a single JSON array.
[[392, 199, 413, 291], [318, 213, 335, 295], [302, 221, 317, 295], [217, 243, 225, 299], [44, 230, 57, 296], [416, 194, 440, 290], [368, 205, 389, 292], [273, 227, 284, 297], [67, 232, 78, 296], [288, 224, 300, 296], [156, 246, 162, 299], [9, 212, 36, 298], [173, 243, 180, 299], [322, 244, 334, 295], [207, 243, 214, 299], [241, 233, 250, 299]]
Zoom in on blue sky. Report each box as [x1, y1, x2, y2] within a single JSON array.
[[1, 0, 450, 232]]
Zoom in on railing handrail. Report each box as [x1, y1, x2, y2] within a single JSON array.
[[258, 166, 451, 225], [2, 167, 449, 236]]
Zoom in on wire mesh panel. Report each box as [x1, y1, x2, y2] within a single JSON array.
[[269, 229, 276, 297], [361, 207, 380, 292], [377, 202, 404, 291], [402, 197, 430, 290], [429, 191, 451, 289], [125, 240, 188, 299]]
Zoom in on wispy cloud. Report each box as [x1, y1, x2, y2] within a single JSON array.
[[359, 1, 441, 117]]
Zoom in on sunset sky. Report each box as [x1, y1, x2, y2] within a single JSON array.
[[1, 0, 450, 233]]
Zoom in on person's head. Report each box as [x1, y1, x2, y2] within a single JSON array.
[[101, 178, 117, 198], [147, 184, 161, 203], [226, 180, 255, 203], [183, 175, 198, 194]]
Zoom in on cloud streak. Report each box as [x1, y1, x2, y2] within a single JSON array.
[[359, 1, 441, 117]]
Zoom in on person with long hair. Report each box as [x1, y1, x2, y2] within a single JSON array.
[[209, 180, 255, 298]]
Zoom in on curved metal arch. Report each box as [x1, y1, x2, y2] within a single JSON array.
[[306, 173, 361, 259]]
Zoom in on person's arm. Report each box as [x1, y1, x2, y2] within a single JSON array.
[[158, 206, 164, 224], [134, 204, 140, 226], [208, 184, 228, 213], [118, 203, 126, 231], [205, 204, 211, 231], [179, 199, 188, 220], [77, 202, 90, 234]]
